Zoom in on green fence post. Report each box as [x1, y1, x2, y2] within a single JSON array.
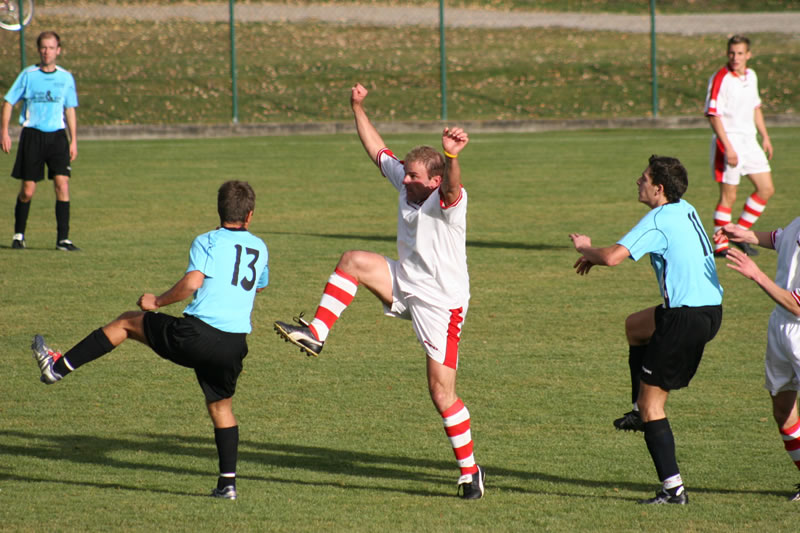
[[439, 0, 447, 121], [650, 0, 658, 118], [229, 0, 239, 124], [19, 0, 26, 70]]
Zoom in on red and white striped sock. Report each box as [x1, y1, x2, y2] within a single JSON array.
[[780, 419, 800, 471], [713, 204, 733, 252], [309, 268, 358, 342], [736, 193, 767, 230], [442, 398, 478, 476]]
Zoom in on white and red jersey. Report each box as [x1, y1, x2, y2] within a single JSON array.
[[770, 217, 800, 322], [704, 65, 762, 136], [377, 148, 470, 309]]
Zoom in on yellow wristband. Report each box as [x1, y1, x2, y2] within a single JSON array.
[[443, 150, 458, 159]]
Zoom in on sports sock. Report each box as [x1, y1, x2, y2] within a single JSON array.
[[644, 418, 680, 486], [780, 418, 800, 471], [628, 345, 647, 407], [442, 398, 478, 476], [309, 268, 358, 342], [14, 197, 31, 235], [55, 200, 70, 243], [736, 193, 767, 230], [713, 204, 732, 252], [214, 426, 239, 489], [54, 327, 115, 376]]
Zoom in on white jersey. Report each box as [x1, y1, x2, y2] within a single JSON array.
[[704, 66, 761, 136], [770, 217, 800, 322], [377, 148, 470, 308]]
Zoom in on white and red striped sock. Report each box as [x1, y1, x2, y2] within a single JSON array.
[[713, 204, 733, 252], [780, 419, 800, 471], [309, 268, 358, 342], [736, 193, 767, 230], [442, 398, 478, 476]]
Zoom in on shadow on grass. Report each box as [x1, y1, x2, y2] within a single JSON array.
[[267, 230, 564, 252], [1, 430, 787, 501]]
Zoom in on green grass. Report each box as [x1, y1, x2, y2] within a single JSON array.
[[1, 127, 799, 531], [1, 14, 798, 126]]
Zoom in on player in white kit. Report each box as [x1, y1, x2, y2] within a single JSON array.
[[274, 82, 484, 499], [716, 221, 800, 501]]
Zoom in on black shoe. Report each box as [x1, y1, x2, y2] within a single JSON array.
[[713, 248, 728, 258], [613, 410, 644, 432], [56, 239, 80, 251], [732, 241, 759, 256], [457, 465, 485, 500], [790, 483, 800, 502], [637, 487, 688, 505], [12, 233, 25, 249], [210, 485, 237, 500], [274, 314, 324, 357]]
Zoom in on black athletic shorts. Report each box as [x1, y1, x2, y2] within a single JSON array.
[[11, 127, 71, 182], [641, 304, 723, 391], [142, 312, 248, 403]]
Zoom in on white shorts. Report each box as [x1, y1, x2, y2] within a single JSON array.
[[710, 133, 771, 185], [382, 257, 468, 369], [764, 310, 800, 396]]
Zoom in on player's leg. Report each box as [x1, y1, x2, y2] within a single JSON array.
[[32, 311, 147, 384], [713, 183, 737, 256], [732, 171, 773, 250], [615, 307, 656, 432], [11, 127, 43, 248], [207, 397, 239, 500], [53, 173, 78, 250], [274, 250, 392, 356], [12, 180, 36, 248]]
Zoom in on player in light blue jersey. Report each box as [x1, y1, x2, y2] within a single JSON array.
[[571, 155, 723, 505], [1, 31, 80, 251], [30, 181, 269, 500]]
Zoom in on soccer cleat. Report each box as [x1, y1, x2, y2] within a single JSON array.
[[31, 334, 64, 384], [210, 485, 237, 500], [274, 314, 324, 357], [637, 487, 688, 505], [790, 484, 800, 502], [56, 239, 81, 251], [12, 233, 25, 249], [457, 465, 485, 500], [613, 410, 644, 432], [732, 241, 759, 256]]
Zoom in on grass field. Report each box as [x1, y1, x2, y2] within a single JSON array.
[[1, 126, 799, 531]]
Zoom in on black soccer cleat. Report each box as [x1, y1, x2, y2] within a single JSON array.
[[457, 465, 485, 500], [12, 233, 25, 249], [274, 314, 324, 357], [613, 410, 644, 432], [713, 248, 728, 259], [637, 487, 688, 505], [56, 239, 81, 251], [210, 485, 237, 500], [732, 241, 759, 256], [790, 483, 800, 502]]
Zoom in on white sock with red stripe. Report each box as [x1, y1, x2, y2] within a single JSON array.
[[780, 418, 800, 471], [442, 398, 478, 476], [309, 268, 358, 342], [736, 193, 767, 230], [713, 204, 732, 252]]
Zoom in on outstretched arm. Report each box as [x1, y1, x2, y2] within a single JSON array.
[[569, 233, 630, 275], [715, 223, 774, 250], [725, 248, 800, 317], [351, 83, 386, 165], [440, 127, 468, 206], [137, 270, 205, 311]]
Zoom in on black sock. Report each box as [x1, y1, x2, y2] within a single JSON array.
[[15, 197, 31, 235], [55, 200, 70, 242], [644, 418, 680, 485], [215, 426, 239, 489], [54, 328, 115, 376], [629, 345, 647, 406]]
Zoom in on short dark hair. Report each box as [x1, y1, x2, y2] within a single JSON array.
[[218, 180, 255, 224], [404, 146, 445, 179], [648, 155, 687, 203], [727, 34, 750, 50], [37, 31, 61, 48]]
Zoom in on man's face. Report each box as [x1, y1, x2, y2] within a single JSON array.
[[38, 37, 61, 69], [727, 42, 751, 75], [402, 159, 441, 204], [637, 167, 661, 208]]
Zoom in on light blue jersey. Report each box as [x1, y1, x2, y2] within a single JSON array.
[[4, 65, 78, 132], [617, 199, 723, 308], [183, 227, 269, 334]]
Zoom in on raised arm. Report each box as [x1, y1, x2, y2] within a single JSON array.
[[441, 127, 468, 206], [351, 83, 386, 165], [569, 233, 630, 275]]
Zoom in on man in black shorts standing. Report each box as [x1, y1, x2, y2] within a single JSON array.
[[1, 31, 79, 250], [570, 156, 723, 504], [30, 180, 269, 499]]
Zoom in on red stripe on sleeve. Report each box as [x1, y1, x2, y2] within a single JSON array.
[[706, 66, 730, 116]]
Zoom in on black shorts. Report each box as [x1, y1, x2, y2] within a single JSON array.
[[11, 127, 71, 182], [142, 312, 248, 403], [641, 305, 723, 391]]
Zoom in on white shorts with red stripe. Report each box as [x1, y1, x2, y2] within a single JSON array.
[[764, 309, 800, 396], [710, 133, 771, 185], [383, 257, 468, 369]]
